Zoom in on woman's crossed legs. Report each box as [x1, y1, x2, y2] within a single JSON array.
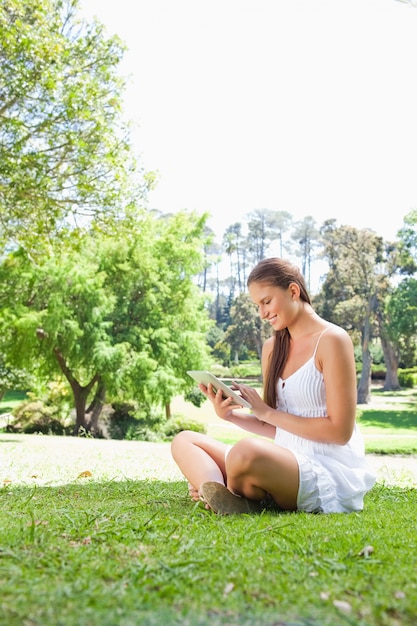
[[171, 430, 299, 512]]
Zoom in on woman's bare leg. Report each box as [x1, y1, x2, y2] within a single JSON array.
[[226, 438, 300, 511], [171, 430, 229, 494]]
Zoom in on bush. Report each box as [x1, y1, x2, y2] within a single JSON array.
[[210, 364, 232, 377], [163, 414, 207, 439], [230, 362, 261, 379], [398, 368, 417, 388], [106, 402, 165, 441], [184, 387, 206, 408], [10, 399, 70, 435]]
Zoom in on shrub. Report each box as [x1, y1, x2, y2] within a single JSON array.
[[163, 414, 207, 439], [10, 399, 69, 435], [230, 362, 261, 379], [184, 387, 206, 407], [398, 368, 417, 388], [106, 402, 165, 441]]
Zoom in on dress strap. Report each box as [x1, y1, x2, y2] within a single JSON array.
[[312, 327, 330, 359]]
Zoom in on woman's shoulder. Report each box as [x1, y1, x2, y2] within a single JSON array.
[[319, 322, 354, 355], [262, 335, 275, 356], [322, 322, 351, 342]]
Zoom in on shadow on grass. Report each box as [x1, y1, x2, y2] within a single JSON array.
[[372, 388, 417, 403], [358, 408, 417, 430], [0, 437, 24, 444]]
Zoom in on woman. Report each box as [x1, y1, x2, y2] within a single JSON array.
[[171, 258, 376, 514]]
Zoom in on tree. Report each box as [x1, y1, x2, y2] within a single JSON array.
[[0, 211, 212, 433], [397, 209, 417, 275], [381, 277, 417, 380], [0, 0, 144, 253], [246, 209, 293, 264], [291, 216, 320, 291], [223, 293, 272, 364], [222, 223, 243, 296], [373, 212, 417, 389], [317, 224, 385, 404]]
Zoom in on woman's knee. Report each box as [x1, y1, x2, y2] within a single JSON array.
[[226, 438, 264, 474], [171, 429, 210, 456]]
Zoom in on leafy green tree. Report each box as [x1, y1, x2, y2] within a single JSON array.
[[222, 223, 244, 297], [317, 224, 386, 404], [100, 210, 213, 419], [223, 293, 272, 364], [291, 216, 320, 292], [0, 355, 32, 402], [0, 0, 144, 253], [246, 209, 293, 264], [0, 211, 212, 433], [382, 277, 417, 376], [397, 209, 417, 275]]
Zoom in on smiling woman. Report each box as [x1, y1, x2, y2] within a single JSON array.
[[171, 257, 377, 515]]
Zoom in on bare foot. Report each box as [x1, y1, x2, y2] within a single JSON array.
[[188, 483, 212, 510], [188, 483, 200, 502]]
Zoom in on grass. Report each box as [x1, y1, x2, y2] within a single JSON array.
[[170, 387, 417, 454], [356, 388, 417, 455], [0, 434, 416, 626], [0, 390, 27, 415]]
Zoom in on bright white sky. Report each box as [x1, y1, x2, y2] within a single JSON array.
[[79, 0, 417, 244]]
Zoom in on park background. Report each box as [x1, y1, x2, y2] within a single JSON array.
[[1, 1, 417, 625]]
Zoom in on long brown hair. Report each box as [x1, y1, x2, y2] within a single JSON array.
[[247, 258, 311, 408]]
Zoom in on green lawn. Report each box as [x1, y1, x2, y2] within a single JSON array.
[[0, 434, 416, 626], [2, 387, 417, 454], [171, 387, 417, 454], [0, 390, 27, 414]]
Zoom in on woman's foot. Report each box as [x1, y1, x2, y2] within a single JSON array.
[[199, 481, 262, 515]]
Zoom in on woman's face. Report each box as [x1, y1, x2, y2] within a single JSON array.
[[248, 281, 299, 331]]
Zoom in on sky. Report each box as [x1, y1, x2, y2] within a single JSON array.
[[79, 0, 417, 246]]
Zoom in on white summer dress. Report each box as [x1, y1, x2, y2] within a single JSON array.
[[275, 329, 376, 513]]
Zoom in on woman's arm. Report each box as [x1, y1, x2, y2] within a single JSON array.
[[200, 336, 278, 439], [200, 383, 276, 439], [234, 328, 357, 445]]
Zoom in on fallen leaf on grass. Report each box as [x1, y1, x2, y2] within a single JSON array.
[[69, 536, 92, 547], [358, 545, 374, 558], [77, 470, 92, 478], [223, 582, 235, 596], [333, 600, 352, 613], [3, 478, 12, 485]]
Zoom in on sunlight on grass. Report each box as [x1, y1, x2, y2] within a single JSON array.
[[1, 468, 416, 626]]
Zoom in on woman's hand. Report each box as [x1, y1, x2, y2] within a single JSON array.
[[231, 382, 270, 420], [198, 383, 243, 421]]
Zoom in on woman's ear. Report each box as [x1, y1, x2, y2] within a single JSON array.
[[289, 282, 301, 300]]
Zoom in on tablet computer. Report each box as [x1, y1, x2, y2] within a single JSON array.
[[187, 370, 251, 409]]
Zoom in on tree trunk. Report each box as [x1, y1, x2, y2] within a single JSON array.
[[165, 402, 171, 419], [53, 346, 99, 435], [375, 305, 401, 391], [86, 380, 106, 435], [357, 349, 372, 404], [380, 337, 401, 391], [73, 386, 91, 435], [357, 314, 372, 404]]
